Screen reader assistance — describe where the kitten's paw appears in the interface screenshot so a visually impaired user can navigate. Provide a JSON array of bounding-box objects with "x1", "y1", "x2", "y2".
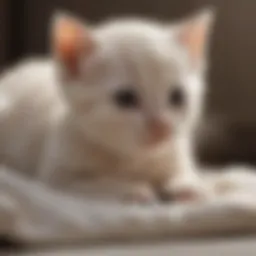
[
  {"x1": 159, "y1": 179, "x2": 212, "y2": 203},
  {"x1": 122, "y1": 184, "x2": 157, "y2": 204}
]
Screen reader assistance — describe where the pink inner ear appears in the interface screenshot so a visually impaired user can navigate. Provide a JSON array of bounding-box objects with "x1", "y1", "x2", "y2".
[
  {"x1": 178, "y1": 12, "x2": 212, "y2": 68},
  {"x1": 186, "y1": 22, "x2": 207, "y2": 62},
  {"x1": 54, "y1": 18, "x2": 94, "y2": 76}
]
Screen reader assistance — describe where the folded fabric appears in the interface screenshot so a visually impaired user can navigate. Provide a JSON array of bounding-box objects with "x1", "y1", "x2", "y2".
[{"x1": 1, "y1": 166, "x2": 256, "y2": 246}]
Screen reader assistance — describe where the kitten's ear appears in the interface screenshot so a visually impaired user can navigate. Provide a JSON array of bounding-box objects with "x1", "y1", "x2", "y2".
[
  {"x1": 51, "y1": 13, "x2": 94, "y2": 76},
  {"x1": 174, "y1": 9, "x2": 214, "y2": 69}
]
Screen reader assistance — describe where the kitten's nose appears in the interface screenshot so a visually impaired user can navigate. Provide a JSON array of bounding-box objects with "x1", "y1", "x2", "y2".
[{"x1": 146, "y1": 117, "x2": 171, "y2": 145}]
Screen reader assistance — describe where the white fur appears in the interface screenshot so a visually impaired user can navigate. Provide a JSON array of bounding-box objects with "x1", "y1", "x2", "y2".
[{"x1": 0, "y1": 13, "x2": 212, "y2": 201}]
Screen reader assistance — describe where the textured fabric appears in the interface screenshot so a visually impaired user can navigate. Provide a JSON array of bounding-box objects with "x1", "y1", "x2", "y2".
[{"x1": 1, "y1": 166, "x2": 256, "y2": 245}]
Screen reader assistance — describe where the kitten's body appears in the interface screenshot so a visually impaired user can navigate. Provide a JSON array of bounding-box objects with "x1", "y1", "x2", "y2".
[
  {"x1": 0, "y1": 60, "x2": 62, "y2": 174},
  {"x1": 0, "y1": 12, "x2": 213, "y2": 201}
]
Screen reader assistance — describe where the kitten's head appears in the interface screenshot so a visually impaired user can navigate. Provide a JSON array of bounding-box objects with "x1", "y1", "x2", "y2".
[{"x1": 51, "y1": 9, "x2": 214, "y2": 155}]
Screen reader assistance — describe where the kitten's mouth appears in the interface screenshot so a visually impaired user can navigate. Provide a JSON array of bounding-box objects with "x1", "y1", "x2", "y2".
[{"x1": 144, "y1": 130, "x2": 171, "y2": 147}]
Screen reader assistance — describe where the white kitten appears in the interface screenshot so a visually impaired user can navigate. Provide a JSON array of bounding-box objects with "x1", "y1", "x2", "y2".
[{"x1": 0, "y1": 10, "x2": 214, "y2": 202}]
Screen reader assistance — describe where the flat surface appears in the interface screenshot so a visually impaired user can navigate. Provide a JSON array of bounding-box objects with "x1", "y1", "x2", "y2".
[{"x1": 12, "y1": 236, "x2": 256, "y2": 256}]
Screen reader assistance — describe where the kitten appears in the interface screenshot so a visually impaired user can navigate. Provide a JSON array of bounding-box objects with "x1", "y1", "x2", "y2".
[{"x1": 0, "y1": 9, "x2": 214, "y2": 202}]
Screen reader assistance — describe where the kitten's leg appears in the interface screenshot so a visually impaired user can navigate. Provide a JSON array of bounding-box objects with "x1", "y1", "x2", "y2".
[
  {"x1": 120, "y1": 181, "x2": 158, "y2": 204},
  {"x1": 39, "y1": 153, "x2": 157, "y2": 203},
  {"x1": 159, "y1": 170, "x2": 210, "y2": 202},
  {"x1": 64, "y1": 178, "x2": 158, "y2": 204},
  {"x1": 158, "y1": 138, "x2": 213, "y2": 202},
  {"x1": 44, "y1": 172, "x2": 158, "y2": 204},
  {"x1": 38, "y1": 131, "x2": 158, "y2": 203}
]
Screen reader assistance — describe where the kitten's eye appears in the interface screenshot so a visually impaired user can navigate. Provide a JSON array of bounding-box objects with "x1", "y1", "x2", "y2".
[
  {"x1": 169, "y1": 87, "x2": 185, "y2": 107},
  {"x1": 113, "y1": 89, "x2": 139, "y2": 108}
]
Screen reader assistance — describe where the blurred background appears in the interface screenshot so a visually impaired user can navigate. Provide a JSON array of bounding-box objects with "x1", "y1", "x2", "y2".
[{"x1": 0, "y1": 0, "x2": 256, "y2": 167}]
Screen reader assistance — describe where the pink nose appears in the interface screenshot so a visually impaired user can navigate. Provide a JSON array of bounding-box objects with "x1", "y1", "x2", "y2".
[{"x1": 146, "y1": 117, "x2": 171, "y2": 145}]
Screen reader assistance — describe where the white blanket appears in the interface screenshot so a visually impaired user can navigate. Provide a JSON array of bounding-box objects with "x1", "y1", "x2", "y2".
[{"x1": 1, "y1": 166, "x2": 256, "y2": 246}]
